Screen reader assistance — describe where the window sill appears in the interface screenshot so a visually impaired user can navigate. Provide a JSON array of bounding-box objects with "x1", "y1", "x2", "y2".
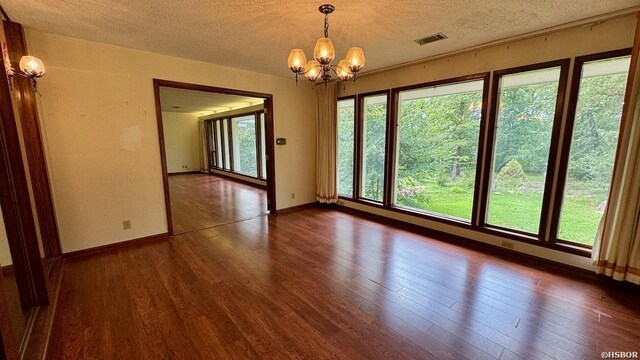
[
  {"x1": 338, "y1": 198, "x2": 591, "y2": 258},
  {"x1": 210, "y1": 168, "x2": 265, "y2": 182}
]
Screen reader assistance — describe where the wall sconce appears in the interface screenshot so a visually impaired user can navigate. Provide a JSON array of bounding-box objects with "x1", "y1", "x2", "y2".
[{"x1": 18, "y1": 56, "x2": 45, "y2": 92}]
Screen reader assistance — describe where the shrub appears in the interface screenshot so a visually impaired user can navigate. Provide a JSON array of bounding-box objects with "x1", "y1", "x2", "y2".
[{"x1": 495, "y1": 159, "x2": 526, "y2": 192}]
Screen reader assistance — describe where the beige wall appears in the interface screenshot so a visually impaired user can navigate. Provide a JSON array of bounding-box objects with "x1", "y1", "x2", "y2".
[
  {"x1": 26, "y1": 29, "x2": 317, "y2": 253},
  {"x1": 162, "y1": 111, "x2": 201, "y2": 173},
  {"x1": 337, "y1": 15, "x2": 637, "y2": 270}
]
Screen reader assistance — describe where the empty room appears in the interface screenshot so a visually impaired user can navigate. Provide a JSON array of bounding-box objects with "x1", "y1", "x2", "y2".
[
  {"x1": 0, "y1": 1, "x2": 639, "y2": 359},
  {"x1": 158, "y1": 86, "x2": 271, "y2": 234}
]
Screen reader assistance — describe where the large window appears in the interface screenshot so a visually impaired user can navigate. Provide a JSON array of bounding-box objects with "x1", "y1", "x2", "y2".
[
  {"x1": 338, "y1": 98, "x2": 356, "y2": 197},
  {"x1": 222, "y1": 119, "x2": 231, "y2": 170},
  {"x1": 360, "y1": 94, "x2": 388, "y2": 202},
  {"x1": 208, "y1": 111, "x2": 267, "y2": 180},
  {"x1": 556, "y1": 54, "x2": 630, "y2": 246},
  {"x1": 259, "y1": 112, "x2": 267, "y2": 180},
  {"x1": 215, "y1": 121, "x2": 223, "y2": 168},
  {"x1": 231, "y1": 115, "x2": 258, "y2": 177},
  {"x1": 394, "y1": 79, "x2": 484, "y2": 221},
  {"x1": 338, "y1": 51, "x2": 631, "y2": 255},
  {"x1": 486, "y1": 66, "x2": 564, "y2": 234}
]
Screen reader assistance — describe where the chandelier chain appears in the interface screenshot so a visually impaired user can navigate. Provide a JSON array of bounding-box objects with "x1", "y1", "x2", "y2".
[{"x1": 324, "y1": 13, "x2": 329, "y2": 38}]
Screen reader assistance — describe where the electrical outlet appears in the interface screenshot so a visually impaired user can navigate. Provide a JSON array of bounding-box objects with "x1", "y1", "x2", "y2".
[
  {"x1": 123, "y1": 220, "x2": 132, "y2": 230},
  {"x1": 501, "y1": 240, "x2": 514, "y2": 250},
  {"x1": 291, "y1": 192, "x2": 295, "y2": 199}
]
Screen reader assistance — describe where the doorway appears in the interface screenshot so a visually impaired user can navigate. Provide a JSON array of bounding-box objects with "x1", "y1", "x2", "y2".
[{"x1": 153, "y1": 80, "x2": 276, "y2": 236}]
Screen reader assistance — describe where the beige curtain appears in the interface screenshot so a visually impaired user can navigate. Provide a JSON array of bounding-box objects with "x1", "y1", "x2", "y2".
[
  {"x1": 198, "y1": 120, "x2": 209, "y2": 172},
  {"x1": 593, "y1": 15, "x2": 640, "y2": 284},
  {"x1": 316, "y1": 82, "x2": 338, "y2": 203}
]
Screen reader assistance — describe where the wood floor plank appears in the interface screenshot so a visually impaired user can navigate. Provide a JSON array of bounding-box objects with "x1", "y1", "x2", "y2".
[{"x1": 47, "y1": 176, "x2": 640, "y2": 359}]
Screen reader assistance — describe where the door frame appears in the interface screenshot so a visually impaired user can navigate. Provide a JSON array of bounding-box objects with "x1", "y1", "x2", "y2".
[{"x1": 152, "y1": 79, "x2": 277, "y2": 236}]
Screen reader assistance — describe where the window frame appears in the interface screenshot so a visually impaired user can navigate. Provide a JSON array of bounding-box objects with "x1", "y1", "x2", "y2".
[
  {"x1": 337, "y1": 51, "x2": 634, "y2": 258},
  {"x1": 337, "y1": 95, "x2": 358, "y2": 198},
  {"x1": 388, "y1": 73, "x2": 491, "y2": 226},
  {"x1": 208, "y1": 120, "x2": 217, "y2": 169},
  {"x1": 357, "y1": 90, "x2": 391, "y2": 204},
  {"x1": 230, "y1": 113, "x2": 259, "y2": 177},
  {"x1": 549, "y1": 48, "x2": 632, "y2": 249},
  {"x1": 478, "y1": 59, "x2": 570, "y2": 241},
  {"x1": 214, "y1": 120, "x2": 223, "y2": 169},
  {"x1": 256, "y1": 110, "x2": 266, "y2": 180},
  {"x1": 205, "y1": 111, "x2": 266, "y2": 181}
]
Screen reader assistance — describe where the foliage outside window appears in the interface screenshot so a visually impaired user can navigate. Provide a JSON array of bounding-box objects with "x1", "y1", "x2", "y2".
[
  {"x1": 215, "y1": 121, "x2": 223, "y2": 168},
  {"x1": 232, "y1": 115, "x2": 258, "y2": 177},
  {"x1": 395, "y1": 79, "x2": 484, "y2": 221},
  {"x1": 338, "y1": 98, "x2": 355, "y2": 197},
  {"x1": 557, "y1": 56, "x2": 630, "y2": 246},
  {"x1": 361, "y1": 94, "x2": 387, "y2": 202},
  {"x1": 338, "y1": 52, "x2": 631, "y2": 253},
  {"x1": 260, "y1": 113, "x2": 267, "y2": 180},
  {"x1": 487, "y1": 67, "x2": 562, "y2": 234},
  {"x1": 222, "y1": 119, "x2": 230, "y2": 170}
]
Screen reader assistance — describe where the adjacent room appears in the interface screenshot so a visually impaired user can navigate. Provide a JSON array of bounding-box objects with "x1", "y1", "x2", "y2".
[
  {"x1": 0, "y1": 1, "x2": 639, "y2": 359},
  {"x1": 158, "y1": 86, "x2": 271, "y2": 234}
]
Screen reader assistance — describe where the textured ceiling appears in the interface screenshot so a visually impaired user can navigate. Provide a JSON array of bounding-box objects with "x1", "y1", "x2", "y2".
[
  {"x1": 4, "y1": 1, "x2": 639, "y2": 78},
  {"x1": 159, "y1": 87, "x2": 263, "y2": 115}
]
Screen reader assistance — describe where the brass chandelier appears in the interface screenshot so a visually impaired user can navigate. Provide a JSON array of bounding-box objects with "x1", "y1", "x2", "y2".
[{"x1": 287, "y1": 4, "x2": 365, "y2": 85}]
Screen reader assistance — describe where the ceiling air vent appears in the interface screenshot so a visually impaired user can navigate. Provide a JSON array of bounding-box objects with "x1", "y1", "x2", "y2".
[{"x1": 414, "y1": 32, "x2": 447, "y2": 46}]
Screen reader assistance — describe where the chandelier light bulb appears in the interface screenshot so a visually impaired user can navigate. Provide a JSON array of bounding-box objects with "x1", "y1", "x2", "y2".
[
  {"x1": 314, "y1": 37, "x2": 335, "y2": 65},
  {"x1": 336, "y1": 60, "x2": 352, "y2": 81},
  {"x1": 287, "y1": 49, "x2": 307, "y2": 73},
  {"x1": 305, "y1": 60, "x2": 321, "y2": 81},
  {"x1": 345, "y1": 47, "x2": 365, "y2": 73}
]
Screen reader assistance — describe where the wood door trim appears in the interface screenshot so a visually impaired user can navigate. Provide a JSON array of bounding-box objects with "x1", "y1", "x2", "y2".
[
  {"x1": 3, "y1": 21, "x2": 62, "y2": 258},
  {"x1": 152, "y1": 79, "x2": 277, "y2": 234},
  {"x1": 0, "y1": 24, "x2": 48, "y2": 310}
]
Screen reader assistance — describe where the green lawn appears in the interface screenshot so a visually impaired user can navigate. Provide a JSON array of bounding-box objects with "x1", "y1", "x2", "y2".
[{"x1": 397, "y1": 181, "x2": 603, "y2": 246}]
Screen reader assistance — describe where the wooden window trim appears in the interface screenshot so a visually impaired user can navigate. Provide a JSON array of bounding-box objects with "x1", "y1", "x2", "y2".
[
  {"x1": 339, "y1": 54, "x2": 631, "y2": 258},
  {"x1": 548, "y1": 48, "x2": 632, "y2": 246},
  {"x1": 479, "y1": 59, "x2": 571, "y2": 241},
  {"x1": 337, "y1": 95, "x2": 357, "y2": 199},
  {"x1": 357, "y1": 90, "x2": 391, "y2": 203},
  {"x1": 389, "y1": 72, "x2": 491, "y2": 224},
  {"x1": 255, "y1": 111, "x2": 264, "y2": 179}
]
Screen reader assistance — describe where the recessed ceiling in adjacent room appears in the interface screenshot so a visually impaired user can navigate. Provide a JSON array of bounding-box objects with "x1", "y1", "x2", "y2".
[
  {"x1": 3, "y1": 0, "x2": 639, "y2": 77},
  {"x1": 159, "y1": 87, "x2": 263, "y2": 115}
]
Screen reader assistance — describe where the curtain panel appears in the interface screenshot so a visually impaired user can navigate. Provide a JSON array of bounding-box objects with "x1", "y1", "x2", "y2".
[
  {"x1": 593, "y1": 15, "x2": 640, "y2": 284},
  {"x1": 315, "y1": 82, "x2": 338, "y2": 203},
  {"x1": 198, "y1": 120, "x2": 209, "y2": 172}
]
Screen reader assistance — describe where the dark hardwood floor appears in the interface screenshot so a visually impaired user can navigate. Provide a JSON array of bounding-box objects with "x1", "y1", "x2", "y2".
[
  {"x1": 2, "y1": 269, "x2": 28, "y2": 344},
  {"x1": 48, "y1": 205, "x2": 640, "y2": 359},
  {"x1": 169, "y1": 174, "x2": 267, "y2": 234}
]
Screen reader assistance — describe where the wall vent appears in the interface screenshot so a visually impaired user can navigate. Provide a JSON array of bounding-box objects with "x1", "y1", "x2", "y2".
[{"x1": 414, "y1": 32, "x2": 448, "y2": 46}]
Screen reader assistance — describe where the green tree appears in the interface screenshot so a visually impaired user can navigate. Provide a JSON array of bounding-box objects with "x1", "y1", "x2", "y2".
[
  {"x1": 362, "y1": 103, "x2": 386, "y2": 201},
  {"x1": 337, "y1": 104, "x2": 355, "y2": 196},
  {"x1": 234, "y1": 118, "x2": 257, "y2": 176}
]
